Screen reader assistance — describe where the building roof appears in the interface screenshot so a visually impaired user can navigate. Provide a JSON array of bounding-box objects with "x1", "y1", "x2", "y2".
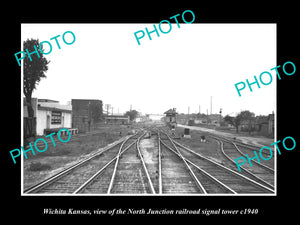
[
  {"x1": 255, "y1": 115, "x2": 268, "y2": 124},
  {"x1": 38, "y1": 105, "x2": 72, "y2": 113},
  {"x1": 164, "y1": 108, "x2": 177, "y2": 115},
  {"x1": 72, "y1": 99, "x2": 102, "y2": 103},
  {"x1": 37, "y1": 99, "x2": 59, "y2": 103},
  {"x1": 208, "y1": 114, "x2": 222, "y2": 121}
]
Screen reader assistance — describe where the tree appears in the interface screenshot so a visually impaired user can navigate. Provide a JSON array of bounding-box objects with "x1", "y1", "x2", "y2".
[
  {"x1": 124, "y1": 110, "x2": 139, "y2": 121},
  {"x1": 224, "y1": 111, "x2": 255, "y2": 133},
  {"x1": 224, "y1": 114, "x2": 242, "y2": 133},
  {"x1": 228, "y1": 110, "x2": 255, "y2": 134},
  {"x1": 224, "y1": 115, "x2": 234, "y2": 126},
  {"x1": 239, "y1": 110, "x2": 255, "y2": 134},
  {"x1": 234, "y1": 113, "x2": 243, "y2": 133},
  {"x1": 23, "y1": 39, "x2": 50, "y2": 118}
]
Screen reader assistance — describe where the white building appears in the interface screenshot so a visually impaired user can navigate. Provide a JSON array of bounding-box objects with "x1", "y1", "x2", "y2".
[{"x1": 24, "y1": 98, "x2": 72, "y2": 136}]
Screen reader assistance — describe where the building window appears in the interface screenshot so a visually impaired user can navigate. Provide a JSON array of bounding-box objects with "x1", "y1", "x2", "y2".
[{"x1": 51, "y1": 111, "x2": 62, "y2": 124}]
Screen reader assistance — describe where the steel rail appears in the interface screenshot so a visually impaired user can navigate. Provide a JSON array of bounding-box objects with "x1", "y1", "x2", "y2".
[
  {"x1": 107, "y1": 136, "x2": 134, "y2": 194},
  {"x1": 172, "y1": 139, "x2": 274, "y2": 193},
  {"x1": 218, "y1": 140, "x2": 274, "y2": 190},
  {"x1": 157, "y1": 131, "x2": 163, "y2": 194},
  {"x1": 24, "y1": 136, "x2": 130, "y2": 194},
  {"x1": 208, "y1": 134, "x2": 273, "y2": 158},
  {"x1": 232, "y1": 139, "x2": 265, "y2": 150},
  {"x1": 73, "y1": 140, "x2": 137, "y2": 194},
  {"x1": 160, "y1": 140, "x2": 237, "y2": 194},
  {"x1": 211, "y1": 134, "x2": 274, "y2": 172},
  {"x1": 198, "y1": 132, "x2": 265, "y2": 150},
  {"x1": 136, "y1": 133, "x2": 156, "y2": 194},
  {"x1": 161, "y1": 132, "x2": 207, "y2": 194},
  {"x1": 232, "y1": 142, "x2": 274, "y2": 173},
  {"x1": 107, "y1": 133, "x2": 145, "y2": 194},
  {"x1": 209, "y1": 134, "x2": 273, "y2": 159}
]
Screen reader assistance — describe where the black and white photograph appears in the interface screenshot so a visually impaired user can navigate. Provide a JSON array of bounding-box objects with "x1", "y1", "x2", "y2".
[
  {"x1": 20, "y1": 23, "x2": 277, "y2": 195},
  {"x1": 4, "y1": 4, "x2": 298, "y2": 220}
]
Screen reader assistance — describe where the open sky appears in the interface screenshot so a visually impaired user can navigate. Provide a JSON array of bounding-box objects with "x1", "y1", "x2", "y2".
[{"x1": 21, "y1": 23, "x2": 276, "y2": 116}]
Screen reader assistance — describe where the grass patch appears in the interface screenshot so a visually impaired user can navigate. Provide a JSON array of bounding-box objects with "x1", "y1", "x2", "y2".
[
  {"x1": 28, "y1": 162, "x2": 51, "y2": 171},
  {"x1": 23, "y1": 125, "x2": 134, "y2": 188}
]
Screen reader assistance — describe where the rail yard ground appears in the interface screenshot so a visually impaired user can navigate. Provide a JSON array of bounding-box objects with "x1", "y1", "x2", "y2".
[
  {"x1": 23, "y1": 121, "x2": 275, "y2": 194},
  {"x1": 23, "y1": 124, "x2": 133, "y2": 189},
  {"x1": 177, "y1": 124, "x2": 273, "y2": 147},
  {"x1": 169, "y1": 125, "x2": 274, "y2": 165}
]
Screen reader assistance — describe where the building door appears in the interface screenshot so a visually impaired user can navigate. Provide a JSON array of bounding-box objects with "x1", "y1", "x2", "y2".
[{"x1": 46, "y1": 115, "x2": 50, "y2": 129}]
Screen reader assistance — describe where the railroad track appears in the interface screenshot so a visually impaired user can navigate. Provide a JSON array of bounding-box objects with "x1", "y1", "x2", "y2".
[
  {"x1": 159, "y1": 130, "x2": 274, "y2": 194},
  {"x1": 159, "y1": 133, "x2": 204, "y2": 194},
  {"x1": 25, "y1": 126, "x2": 275, "y2": 195},
  {"x1": 24, "y1": 132, "x2": 155, "y2": 194},
  {"x1": 208, "y1": 134, "x2": 275, "y2": 166},
  {"x1": 208, "y1": 135, "x2": 275, "y2": 189},
  {"x1": 139, "y1": 130, "x2": 214, "y2": 194},
  {"x1": 105, "y1": 133, "x2": 155, "y2": 194},
  {"x1": 231, "y1": 141, "x2": 274, "y2": 169},
  {"x1": 160, "y1": 133, "x2": 230, "y2": 194}
]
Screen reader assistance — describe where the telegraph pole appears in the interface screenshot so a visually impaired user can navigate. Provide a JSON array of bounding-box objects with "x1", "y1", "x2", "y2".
[
  {"x1": 210, "y1": 96, "x2": 212, "y2": 115},
  {"x1": 105, "y1": 104, "x2": 111, "y2": 116},
  {"x1": 219, "y1": 108, "x2": 222, "y2": 126}
]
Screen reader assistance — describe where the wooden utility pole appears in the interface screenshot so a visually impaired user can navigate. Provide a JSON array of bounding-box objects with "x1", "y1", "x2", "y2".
[{"x1": 210, "y1": 96, "x2": 212, "y2": 115}]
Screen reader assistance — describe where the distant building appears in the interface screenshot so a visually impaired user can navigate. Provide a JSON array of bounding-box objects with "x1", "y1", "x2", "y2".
[
  {"x1": 255, "y1": 114, "x2": 274, "y2": 136},
  {"x1": 105, "y1": 115, "x2": 130, "y2": 125},
  {"x1": 238, "y1": 113, "x2": 274, "y2": 137},
  {"x1": 164, "y1": 108, "x2": 177, "y2": 128},
  {"x1": 164, "y1": 108, "x2": 177, "y2": 123},
  {"x1": 178, "y1": 113, "x2": 223, "y2": 126},
  {"x1": 71, "y1": 99, "x2": 103, "y2": 132},
  {"x1": 268, "y1": 113, "x2": 274, "y2": 135},
  {"x1": 23, "y1": 98, "x2": 72, "y2": 136},
  {"x1": 207, "y1": 114, "x2": 222, "y2": 126}
]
